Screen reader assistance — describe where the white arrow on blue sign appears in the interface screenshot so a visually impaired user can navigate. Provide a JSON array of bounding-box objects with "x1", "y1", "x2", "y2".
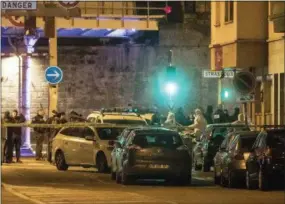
[{"x1": 45, "y1": 66, "x2": 63, "y2": 84}]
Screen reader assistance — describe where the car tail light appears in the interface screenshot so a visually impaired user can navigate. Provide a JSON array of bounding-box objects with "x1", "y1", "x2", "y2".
[
  {"x1": 128, "y1": 145, "x2": 141, "y2": 150},
  {"x1": 108, "y1": 140, "x2": 115, "y2": 146}
]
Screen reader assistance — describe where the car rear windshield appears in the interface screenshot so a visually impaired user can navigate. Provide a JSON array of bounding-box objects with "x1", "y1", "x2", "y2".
[
  {"x1": 103, "y1": 119, "x2": 146, "y2": 125},
  {"x1": 240, "y1": 137, "x2": 256, "y2": 151},
  {"x1": 133, "y1": 133, "x2": 183, "y2": 149},
  {"x1": 267, "y1": 131, "x2": 285, "y2": 148},
  {"x1": 96, "y1": 128, "x2": 125, "y2": 140}
]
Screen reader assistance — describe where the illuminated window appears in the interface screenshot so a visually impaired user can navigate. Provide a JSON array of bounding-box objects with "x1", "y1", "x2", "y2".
[{"x1": 225, "y1": 1, "x2": 234, "y2": 22}]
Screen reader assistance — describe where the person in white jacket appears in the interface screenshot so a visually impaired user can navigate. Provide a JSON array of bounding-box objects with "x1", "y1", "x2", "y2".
[
  {"x1": 187, "y1": 108, "x2": 208, "y2": 139},
  {"x1": 163, "y1": 111, "x2": 177, "y2": 129}
]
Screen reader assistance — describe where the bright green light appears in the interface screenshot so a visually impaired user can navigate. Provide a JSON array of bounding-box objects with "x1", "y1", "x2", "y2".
[
  {"x1": 165, "y1": 82, "x2": 178, "y2": 96},
  {"x1": 224, "y1": 91, "x2": 229, "y2": 98}
]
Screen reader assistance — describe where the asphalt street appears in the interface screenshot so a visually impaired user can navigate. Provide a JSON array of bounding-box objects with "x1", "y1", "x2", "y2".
[{"x1": 1, "y1": 159, "x2": 284, "y2": 204}]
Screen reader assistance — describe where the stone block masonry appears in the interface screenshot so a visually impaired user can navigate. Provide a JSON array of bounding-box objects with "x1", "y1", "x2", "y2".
[{"x1": 1, "y1": 26, "x2": 217, "y2": 119}]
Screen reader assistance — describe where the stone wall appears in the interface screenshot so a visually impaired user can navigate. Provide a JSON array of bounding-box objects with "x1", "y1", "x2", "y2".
[{"x1": 1, "y1": 25, "x2": 218, "y2": 119}]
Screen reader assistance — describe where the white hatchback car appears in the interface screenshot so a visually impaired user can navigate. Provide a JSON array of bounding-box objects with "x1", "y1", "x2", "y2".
[{"x1": 52, "y1": 124, "x2": 126, "y2": 172}]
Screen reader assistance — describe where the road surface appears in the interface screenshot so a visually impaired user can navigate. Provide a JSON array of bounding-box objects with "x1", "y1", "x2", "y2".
[{"x1": 1, "y1": 159, "x2": 284, "y2": 204}]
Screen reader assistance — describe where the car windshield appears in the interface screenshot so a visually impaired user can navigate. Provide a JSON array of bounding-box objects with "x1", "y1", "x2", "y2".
[
  {"x1": 103, "y1": 119, "x2": 146, "y2": 125},
  {"x1": 240, "y1": 137, "x2": 256, "y2": 151},
  {"x1": 133, "y1": 133, "x2": 183, "y2": 149},
  {"x1": 96, "y1": 128, "x2": 125, "y2": 140},
  {"x1": 268, "y1": 131, "x2": 285, "y2": 148}
]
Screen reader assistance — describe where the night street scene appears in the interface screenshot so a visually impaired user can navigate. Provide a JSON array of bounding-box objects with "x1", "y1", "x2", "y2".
[{"x1": 1, "y1": 1, "x2": 285, "y2": 204}]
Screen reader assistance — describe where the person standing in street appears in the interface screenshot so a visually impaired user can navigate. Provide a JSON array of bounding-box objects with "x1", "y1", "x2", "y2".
[
  {"x1": 32, "y1": 109, "x2": 46, "y2": 160},
  {"x1": 2, "y1": 111, "x2": 12, "y2": 163},
  {"x1": 204, "y1": 105, "x2": 213, "y2": 124},
  {"x1": 187, "y1": 108, "x2": 208, "y2": 140},
  {"x1": 213, "y1": 104, "x2": 226, "y2": 123},
  {"x1": 10, "y1": 110, "x2": 26, "y2": 163},
  {"x1": 46, "y1": 110, "x2": 59, "y2": 163}
]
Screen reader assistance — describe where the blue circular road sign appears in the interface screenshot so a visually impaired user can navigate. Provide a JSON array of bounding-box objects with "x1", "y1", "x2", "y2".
[{"x1": 45, "y1": 66, "x2": 63, "y2": 84}]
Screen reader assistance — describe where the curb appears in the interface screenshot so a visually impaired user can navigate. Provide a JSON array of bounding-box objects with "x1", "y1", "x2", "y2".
[{"x1": 2, "y1": 183, "x2": 47, "y2": 204}]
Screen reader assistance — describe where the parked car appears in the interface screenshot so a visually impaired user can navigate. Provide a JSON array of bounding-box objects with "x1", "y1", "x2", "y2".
[
  {"x1": 218, "y1": 131, "x2": 259, "y2": 188},
  {"x1": 52, "y1": 124, "x2": 126, "y2": 172},
  {"x1": 193, "y1": 123, "x2": 250, "y2": 172},
  {"x1": 110, "y1": 127, "x2": 143, "y2": 180},
  {"x1": 246, "y1": 128, "x2": 285, "y2": 191},
  {"x1": 213, "y1": 131, "x2": 237, "y2": 184},
  {"x1": 114, "y1": 127, "x2": 192, "y2": 185}
]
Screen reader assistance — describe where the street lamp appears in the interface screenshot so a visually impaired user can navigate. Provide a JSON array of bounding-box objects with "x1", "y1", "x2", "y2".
[{"x1": 165, "y1": 82, "x2": 178, "y2": 97}]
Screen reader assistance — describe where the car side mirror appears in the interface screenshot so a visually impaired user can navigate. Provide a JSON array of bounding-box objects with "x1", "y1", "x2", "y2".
[{"x1": 85, "y1": 136, "x2": 95, "y2": 141}]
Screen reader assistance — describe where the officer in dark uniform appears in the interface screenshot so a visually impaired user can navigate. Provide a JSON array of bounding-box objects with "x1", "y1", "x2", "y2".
[
  {"x1": 46, "y1": 110, "x2": 59, "y2": 163},
  {"x1": 9, "y1": 110, "x2": 26, "y2": 163},
  {"x1": 2, "y1": 111, "x2": 12, "y2": 163},
  {"x1": 32, "y1": 109, "x2": 46, "y2": 160}
]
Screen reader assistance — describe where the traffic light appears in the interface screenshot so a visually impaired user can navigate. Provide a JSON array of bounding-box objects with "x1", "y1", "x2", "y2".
[
  {"x1": 165, "y1": 82, "x2": 178, "y2": 96},
  {"x1": 166, "y1": 65, "x2": 176, "y2": 81},
  {"x1": 165, "y1": 66, "x2": 178, "y2": 97},
  {"x1": 221, "y1": 89, "x2": 231, "y2": 100}
]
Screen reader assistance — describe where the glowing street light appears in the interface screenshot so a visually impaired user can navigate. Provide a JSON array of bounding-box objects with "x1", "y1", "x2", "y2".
[{"x1": 165, "y1": 82, "x2": 178, "y2": 97}]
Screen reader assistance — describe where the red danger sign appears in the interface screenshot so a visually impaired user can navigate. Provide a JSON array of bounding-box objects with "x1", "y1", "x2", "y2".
[{"x1": 58, "y1": 1, "x2": 79, "y2": 8}]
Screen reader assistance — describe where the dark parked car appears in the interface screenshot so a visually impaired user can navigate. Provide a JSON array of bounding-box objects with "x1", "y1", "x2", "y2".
[
  {"x1": 246, "y1": 128, "x2": 285, "y2": 191},
  {"x1": 193, "y1": 123, "x2": 250, "y2": 172},
  {"x1": 110, "y1": 127, "x2": 143, "y2": 180},
  {"x1": 218, "y1": 131, "x2": 259, "y2": 188},
  {"x1": 115, "y1": 127, "x2": 192, "y2": 185}
]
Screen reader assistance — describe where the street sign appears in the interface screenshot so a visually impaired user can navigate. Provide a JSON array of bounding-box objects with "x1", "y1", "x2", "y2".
[
  {"x1": 58, "y1": 1, "x2": 79, "y2": 9},
  {"x1": 203, "y1": 70, "x2": 235, "y2": 78},
  {"x1": 237, "y1": 94, "x2": 255, "y2": 103},
  {"x1": 233, "y1": 72, "x2": 256, "y2": 95},
  {"x1": 1, "y1": 1, "x2": 37, "y2": 10},
  {"x1": 45, "y1": 66, "x2": 63, "y2": 85}
]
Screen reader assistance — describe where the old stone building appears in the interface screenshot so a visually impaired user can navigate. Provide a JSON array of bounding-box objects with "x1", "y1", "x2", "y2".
[{"x1": 1, "y1": 1, "x2": 216, "y2": 118}]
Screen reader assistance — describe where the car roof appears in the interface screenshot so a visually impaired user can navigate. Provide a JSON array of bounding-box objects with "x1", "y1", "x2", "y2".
[
  {"x1": 132, "y1": 127, "x2": 177, "y2": 134},
  {"x1": 207, "y1": 123, "x2": 248, "y2": 128},
  {"x1": 265, "y1": 128, "x2": 285, "y2": 134},
  {"x1": 235, "y1": 131, "x2": 260, "y2": 138}
]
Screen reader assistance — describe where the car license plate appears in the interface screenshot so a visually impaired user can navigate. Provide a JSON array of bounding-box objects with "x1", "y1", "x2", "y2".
[{"x1": 149, "y1": 164, "x2": 169, "y2": 169}]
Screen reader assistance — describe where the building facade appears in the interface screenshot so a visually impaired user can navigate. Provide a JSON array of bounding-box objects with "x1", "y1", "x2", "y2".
[{"x1": 210, "y1": 1, "x2": 285, "y2": 125}]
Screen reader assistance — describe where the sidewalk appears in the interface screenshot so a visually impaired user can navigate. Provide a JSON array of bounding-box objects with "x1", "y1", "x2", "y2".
[{"x1": 2, "y1": 188, "x2": 35, "y2": 204}]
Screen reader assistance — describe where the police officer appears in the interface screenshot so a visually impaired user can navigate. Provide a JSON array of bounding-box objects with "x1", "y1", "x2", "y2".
[
  {"x1": 32, "y1": 109, "x2": 46, "y2": 160},
  {"x1": 46, "y1": 110, "x2": 59, "y2": 163},
  {"x1": 10, "y1": 110, "x2": 26, "y2": 163},
  {"x1": 2, "y1": 111, "x2": 12, "y2": 163}
]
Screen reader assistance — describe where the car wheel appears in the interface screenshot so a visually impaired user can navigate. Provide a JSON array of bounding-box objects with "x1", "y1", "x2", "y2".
[
  {"x1": 214, "y1": 168, "x2": 221, "y2": 185},
  {"x1": 228, "y1": 170, "x2": 237, "y2": 188},
  {"x1": 97, "y1": 154, "x2": 108, "y2": 173},
  {"x1": 246, "y1": 170, "x2": 258, "y2": 190},
  {"x1": 202, "y1": 158, "x2": 210, "y2": 172},
  {"x1": 258, "y1": 169, "x2": 269, "y2": 191},
  {"x1": 55, "y1": 151, "x2": 68, "y2": 171},
  {"x1": 176, "y1": 174, "x2": 192, "y2": 186}
]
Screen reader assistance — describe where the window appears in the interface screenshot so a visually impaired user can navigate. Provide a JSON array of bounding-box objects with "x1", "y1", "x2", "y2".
[
  {"x1": 267, "y1": 130, "x2": 285, "y2": 148},
  {"x1": 96, "y1": 128, "x2": 125, "y2": 140},
  {"x1": 224, "y1": 1, "x2": 234, "y2": 23},
  {"x1": 132, "y1": 133, "x2": 183, "y2": 149},
  {"x1": 184, "y1": 1, "x2": 196, "y2": 14},
  {"x1": 83, "y1": 127, "x2": 95, "y2": 137},
  {"x1": 61, "y1": 128, "x2": 84, "y2": 138},
  {"x1": 240, "y1": 137, "x2": 256, "y2": 151}
]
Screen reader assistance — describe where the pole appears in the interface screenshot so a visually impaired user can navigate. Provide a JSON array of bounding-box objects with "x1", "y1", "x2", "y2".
[
  {"x1": 168, "y1": 49, "x2": 173, "y2": 66},
  {"x1": 48, "y1": 18, "x2": 58, "y2": 116},
  {"x1": 243, "y1": 102, "x2": 248, "y2": 126}
]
